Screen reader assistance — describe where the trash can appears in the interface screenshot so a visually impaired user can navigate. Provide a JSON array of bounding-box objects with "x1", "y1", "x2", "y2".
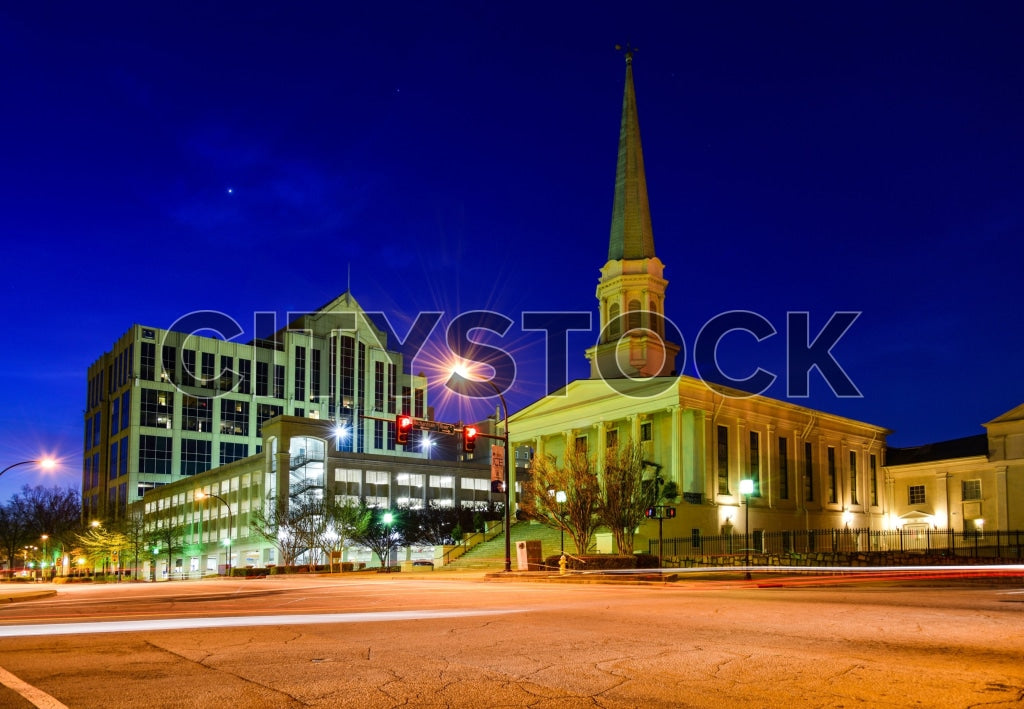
[{"x1": 515, "y1": 540, "x2": 543, "y2": 571}]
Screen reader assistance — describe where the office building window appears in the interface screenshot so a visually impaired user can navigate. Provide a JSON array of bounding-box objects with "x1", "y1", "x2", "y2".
[
  {"x1": 219, "y1": 442, "x2": 249, "y2": 465},
  {"x1": 256, "y1": 361, "x2": 269, "y2": 396},
  {"x1": 294, "y1": 347, "x2": 306, "y2": 403},
  {"x1": 182, "y1": 349, "x2": 196, "y2": 387},
  {"x1": 121, "y1": 391, "x2": 130, "y2": 431},
  {"x1": 182, "y1": 396, "x2": 212, "y2": 432},
  {"x1": 141, "y1": 342, "x2": 156, "y2": 381},
  {"x1": 256, "y1": 404, "x2": 283, "y2": 436},
  {"x1": 200, "y1": 352, "x2": 215, "y2": 388},
  {"x1": 141, "y1": 389, "x2": 173, "y2": 428},
  {"x1": 238, "y1": 358, "x2": 251, "y2": 395},
  {"x1": 220, "y1": 399, "x2": 249, "y2": 435},
  {"x1": 139, "y1": 435, "x2": 172, "y2": 475},
  {"x1": 119, "y1": 438, "x2": 129, "y2": 477},
  {"x1": 374, "y1": 361, "x2": 385, "y2": 411},
  {"x1": 161, "y1": 346, "x2": 176, "y2": 383},
  {"x1": 111, "y1": 398, "x2": 120, "y2": 436},
  {"x1": 273, "y1": 364, "x2": 285, "y2": 399},
  {"x1": 908, "y1": 484, "x2": 926, "y2": 505},
  {"x1": 415, "y1": 388, "x2": 425, "y2": 418},
  {"x1": 310, "y1": 348, "x2": 321, "y2": 402},
  {"x1": 180, "y1": 439, "x2": 212, "y2": 476},
  {"x1": 219, "y1": 356, "x2": 234, "y2": 391},
  {"x1": 109, "y1": 442, "x2": 118, "y2": 480}
]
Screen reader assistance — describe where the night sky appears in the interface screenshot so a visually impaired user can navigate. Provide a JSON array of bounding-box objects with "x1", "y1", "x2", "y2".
[{"x1": 3, "y1": 3, "x2": 1023, "y2": 498}]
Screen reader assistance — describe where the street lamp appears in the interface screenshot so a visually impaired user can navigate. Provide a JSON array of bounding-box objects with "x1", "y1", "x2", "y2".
[
  {"x1": 451, "y1": 366, "x2": 512, "y2": 573},
  {"x1": 382, "y1": 511, "x2": 394, "y2": 572},
  {"x1": 739, "y1": 478, "x2": 754, "y2": 580},
  {"x1": 195, "y1": 490, "x2": 232, "y2": 576},
  {"x1": 0, "y1": 458, "x2": 56, "y2": 479},
  {"x1": 422, "y1": 435, "x2": 434, "y2": 460}
]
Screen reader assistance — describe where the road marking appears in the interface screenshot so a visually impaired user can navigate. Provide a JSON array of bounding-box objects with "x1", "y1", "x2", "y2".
[
  {"x1": 0, "y1": 665, "x2": 68, "y2": 709},
  {"x1": 0, "y1": 608, "x2": 523, "y2": 638}
]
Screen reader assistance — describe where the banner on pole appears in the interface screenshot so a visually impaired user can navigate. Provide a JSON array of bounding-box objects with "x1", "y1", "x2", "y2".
[{"x1": 491, "y1": 445, "x2": 505, "y2": 481}]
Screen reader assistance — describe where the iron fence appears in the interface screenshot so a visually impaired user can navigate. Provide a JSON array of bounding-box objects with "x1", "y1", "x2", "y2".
[{"x1": 651, "y1": 528, "x2": 1024, "y2": 559}]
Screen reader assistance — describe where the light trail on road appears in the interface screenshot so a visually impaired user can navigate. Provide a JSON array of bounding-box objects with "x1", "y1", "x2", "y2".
[{"x1": 0, "y1": 607, "x2": 524, "y2": 638}]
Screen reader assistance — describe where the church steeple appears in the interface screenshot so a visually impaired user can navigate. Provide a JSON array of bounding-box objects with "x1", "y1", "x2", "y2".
[
  {"x1": 608, "y1": 49, "x2": 656, "y2": 262},
  {"x1": 586, "y1": 50, "x2": 680, "y2": 380}
]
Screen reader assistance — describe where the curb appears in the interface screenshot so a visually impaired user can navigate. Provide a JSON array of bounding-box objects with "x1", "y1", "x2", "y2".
[{"x1": 0, "y1": 589, "x2": 57, "y2": 604}]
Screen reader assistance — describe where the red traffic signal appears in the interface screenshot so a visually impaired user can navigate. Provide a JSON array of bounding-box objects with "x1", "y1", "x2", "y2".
[
  {"x1": 463, "y1": 425, "x2": 478, "y2": 453},
  {"x1": 665, "y1": 506, "x2": 676, "y2": 518},
  {"x1": 490, "y1": 479, "x2": 504, "y2": 493},
  {"x1": 396, "y1": 415, "x2": 413, "y2": 445}
]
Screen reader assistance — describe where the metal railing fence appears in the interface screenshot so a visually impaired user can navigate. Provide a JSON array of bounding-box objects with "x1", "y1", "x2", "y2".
[{"x1": 651, "y1": 527, "x2": 1024, "y2": 559}]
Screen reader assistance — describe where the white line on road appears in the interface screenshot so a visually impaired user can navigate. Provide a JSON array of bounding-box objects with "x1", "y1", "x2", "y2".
[
  {"x1": 0, "y1": 665, "x2": 69, "y2": 709},
  {"x1": 0, "y1": 608, "x2": 523, "y2": 638}
]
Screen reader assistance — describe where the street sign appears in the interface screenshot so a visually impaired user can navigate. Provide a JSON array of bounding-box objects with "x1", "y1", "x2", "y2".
[{"x1": 491, "y1": 445, "x2": 505, "y2": 481}]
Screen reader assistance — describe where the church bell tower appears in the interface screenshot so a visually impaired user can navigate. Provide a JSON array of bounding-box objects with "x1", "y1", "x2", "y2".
[{"x1": 586, "y1": 50, "x2": 680, "y2": 380}]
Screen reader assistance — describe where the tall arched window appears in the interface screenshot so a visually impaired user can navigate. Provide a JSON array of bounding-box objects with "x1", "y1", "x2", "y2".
[
  {"x1": 627, "y1": 299, "x2": 642, "y2": 331},
  {"x1": 608, "y1": 302, "x2": 621, "y2": 338}
]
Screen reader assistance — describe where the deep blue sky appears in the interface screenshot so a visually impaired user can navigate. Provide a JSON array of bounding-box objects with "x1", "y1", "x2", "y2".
[{"x1": 2, "y1": 3, "x2": 1023, "y2": 497}]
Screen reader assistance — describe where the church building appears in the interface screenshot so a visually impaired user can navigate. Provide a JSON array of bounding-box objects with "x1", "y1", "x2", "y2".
[{"x1": 508, "y1": 51, "x2": 891, "y2": 545}]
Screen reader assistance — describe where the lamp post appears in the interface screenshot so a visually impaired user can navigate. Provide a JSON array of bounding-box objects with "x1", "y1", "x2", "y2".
[
  {"x1": 449, "y1": 365, "x2": 512, "y2": 573},
  {"x1": 41, "y1": 535, "x2": 49, "y2": 580},
  {"x1": 0, "y1": 458, "x2": 56, "y2": 479},
  {"x1": 739, "y1": 478, "x2": 754, "y2": 580},
  {"x1": 195, "y1": 491, "x2": 232, "y2": 576},
  {"x1": 486, "y1": 381, "x2": 512, "y2": 573},
  {"x1": 382, "y1": 511, "x2": 394, "y2": 572}
]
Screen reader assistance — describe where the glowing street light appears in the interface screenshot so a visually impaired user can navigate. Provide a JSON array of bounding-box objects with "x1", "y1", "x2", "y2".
[
  {"x1": 195, "y1": 490, "x2": 233, "y2": 576},
  {"x1": 0, "y1": 458, "x2": 56, "y2": 479}
]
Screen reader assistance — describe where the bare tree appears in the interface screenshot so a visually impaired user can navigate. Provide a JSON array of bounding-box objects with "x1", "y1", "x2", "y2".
[
  {"x1": 319, "y1": 498, "x2": 371, "y2": 572},
  {"x1": 597, "y1": 441, "x2": 657, "y2": 554},
  {"x1": 520, "y1": 448, "x2": 602, "y2": 555},
  {"x1": 249, "y1": 495, "x2": 307, "y2": 568}
]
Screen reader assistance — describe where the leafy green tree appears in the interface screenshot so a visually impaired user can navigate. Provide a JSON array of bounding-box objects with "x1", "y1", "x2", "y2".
[
  {"x1": 75, "y1": 525, "x2": 130, "y2": 577},
  {"x1": 349, "y1": 505, "x2": 404, "y2": 571}
]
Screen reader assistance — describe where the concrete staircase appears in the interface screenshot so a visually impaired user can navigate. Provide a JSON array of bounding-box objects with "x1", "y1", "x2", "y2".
[{"x1": 442, "y1": 520, "x2": 569, "y2": 571}]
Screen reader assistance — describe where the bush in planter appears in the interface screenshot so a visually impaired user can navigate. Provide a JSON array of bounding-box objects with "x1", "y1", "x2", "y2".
[{"x1": 634, "y1": 553, "x2": 660, "y2": 569}]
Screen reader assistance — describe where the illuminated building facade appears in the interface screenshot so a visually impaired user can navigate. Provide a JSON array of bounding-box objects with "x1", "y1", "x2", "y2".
[{"x1": 84, "y1": 292, "x2": 428, "y2": 520}]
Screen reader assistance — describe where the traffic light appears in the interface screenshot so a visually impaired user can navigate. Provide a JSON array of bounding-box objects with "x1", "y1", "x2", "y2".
[
  {"x1": 396, "y1": 415, "x2": 413, "y2": 445},
  {"x1": 665, "y1": 506, "x2": 676, "y2": 518},
  {"x1": 463, "y1": 425, "x2": 478, "y2": 453},
  {"x1": 490, "y1": 479, "x2": 504, "y2": 493},
  {"x1": 645, "y1": 507, "x2": 656, "y2": 518}
]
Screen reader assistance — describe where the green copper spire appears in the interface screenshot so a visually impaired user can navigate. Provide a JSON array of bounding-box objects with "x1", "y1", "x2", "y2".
[{"x1": 608, "y1": 49, "x2": 656, "y2": 262}]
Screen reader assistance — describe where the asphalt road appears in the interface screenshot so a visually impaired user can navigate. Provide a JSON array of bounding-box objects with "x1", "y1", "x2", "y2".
[{"x1": 1, "y1": 573, "x2": 1022, "y2": 708}]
